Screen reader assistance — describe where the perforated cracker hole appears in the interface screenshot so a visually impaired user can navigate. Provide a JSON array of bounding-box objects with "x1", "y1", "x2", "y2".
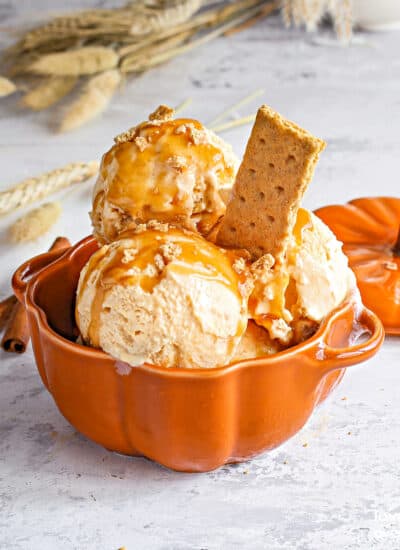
[
  {"x1": 269, "y1": 163, "x2": 275, "y2": 169},
  {"x1": 286, "y1": 154, "x2": 296, "y2": 164},
  {"x1": 259, "y1": 191, "x2": 265, "y2": 200},
  {"x1": 268, "y1": 215, "x2": 275, "y2": 223},
  {"x1": 239, "y1": 196, "x2": 246, "y2": 203},
  {"x1": 230, "y1": 226, "x2": 237, "y2": 233},
  {"x1": 249, "y1": 168, "x2": 256, "y2": 175},
  {"x1": 260, "y1": 138, "x2": 266, "y2": 145},
  {"x1": 275, "y1": 185, "x2": 284, "y2": 194},
  {"x1": 250, "y1": 222, "x2": 256, "y2": 228}
]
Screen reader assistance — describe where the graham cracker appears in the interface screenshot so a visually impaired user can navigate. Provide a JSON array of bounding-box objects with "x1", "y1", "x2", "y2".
[{"x1": 216, "y1": 105, "x2": 326, "y2": 261}]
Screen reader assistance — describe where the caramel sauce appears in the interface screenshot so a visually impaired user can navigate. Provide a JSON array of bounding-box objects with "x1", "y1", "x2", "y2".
[
  {"x1": 95, "y1": 118, "x2": 235, "y2": 235},
  {"x1": 80, "y1": 228, "x2": 248, "y2": 348},
  {"x1": 250, "y1": 208, "x2": 314, "y2": 338},
  {"x1": 292, "y1": 208, "x2": 313, "y2": 247}
]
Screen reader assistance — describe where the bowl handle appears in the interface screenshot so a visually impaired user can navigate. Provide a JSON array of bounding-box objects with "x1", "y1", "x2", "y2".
[
  {"x1": 12, "y1": 247, "x2": 70, "y2": 305},
  {"x1": 312, "y1": 304, "x2": 384, "y2": 374}
]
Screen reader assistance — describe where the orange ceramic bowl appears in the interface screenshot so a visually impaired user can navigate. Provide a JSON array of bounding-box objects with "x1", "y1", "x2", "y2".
[{"x1": 13, "y1": 236, "x2": 384, "y2": 472}]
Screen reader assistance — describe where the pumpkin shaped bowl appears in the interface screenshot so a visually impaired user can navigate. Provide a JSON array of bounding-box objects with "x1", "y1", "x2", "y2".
[
  {"x1": 315, "y1": 197, "x2": 400, "y2": 335},
  {"x1": 12, "y1": 236, "x2": 384, "y2": 472}
]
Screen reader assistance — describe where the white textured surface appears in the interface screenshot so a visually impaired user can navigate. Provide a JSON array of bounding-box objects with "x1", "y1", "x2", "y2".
[{"x1": 1, "y1": 3, "x2": 400, "y2": 549}]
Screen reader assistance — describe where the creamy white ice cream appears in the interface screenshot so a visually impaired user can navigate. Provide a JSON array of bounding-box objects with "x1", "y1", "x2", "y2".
[
  {"x1": 76, "y1": 226, "x2": 249, "y2": 369},
  {"x1": 249, "y1": 208, "x2": 357, "y2": 345}
]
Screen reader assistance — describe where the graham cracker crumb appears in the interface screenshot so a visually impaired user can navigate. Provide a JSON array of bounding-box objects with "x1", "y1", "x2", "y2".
[
  {"x1": 174, "y1": 123, "x2": 208, "y2": 146},
  {"x1": 146, "y1": 220, "x2": 170, "y2": 232},
  {"x1": 159, "y1": 242, "x2": 182, "y2": 262},
  {"x1": 250, "y1": 253, "x2": 275, "y2": 275},
  {"x1": 166, "y1": 155, "x2": 187, "y2": 172},
  {"x1": 134, "y1": 136, "x2": 149, "y2": 152},
  {"x1": 114, "y1": 127, "x2": 136, "y2": 144},
  {"x1": 153, "y1": 253, "x2": 165, "y2": 272},
  {"x1": 121, "y1": 248, "x2": 138, "y2": 264},
  {"x1": 149, "y1": 104, "x2": 174, "y2": 121},
  {"x1": 233, "y1": 257, "x2": 247, "y2": 275},
  {"x1": 127, "y1": 266, "x2": 141, "y2": 276},
  {"x1": 134, "y1": 220, "x2": 170, "y2": 234},
  {"x1": 143, "y1": 264, "x2": 157, "y2": 277}
]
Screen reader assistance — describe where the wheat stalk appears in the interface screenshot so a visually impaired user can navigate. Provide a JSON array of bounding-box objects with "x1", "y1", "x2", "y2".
[
  {"x1": 2, "y1": 0, "x2": 279, "y2": 132},
  {"x1": 120, "y1": 30, "x2": 192, "y2": 72},
  {"x1": 21, "y1": 76, "x2": 78, "y2": 110},
  {"x1": 121, "y1": 1, "x2": 271, "y2": 73},
  {"x1": 282, "y1": 0, "x2": 353, "y2": 39},
  {"x1": 0, "y1": 161, "x2": 98, "y2": 216},
  {"x1": 59, "y1": 69, "x2": 121, "y2": 133},
  {"x1": 0, "y1": 76, "x2": 17, "y2": 97},
  {"x1": 210, "y1": 115, "x2": 256, "y2": 133},
  {"x1": 129, "y1": 0, "x2": 201, "y2": 36},
  {"x1": 9, "y1": 202, "x2": 61, "y2": 242},
  {"x1": 28, "y1": 46, "x2": 119, "y2": 76}
]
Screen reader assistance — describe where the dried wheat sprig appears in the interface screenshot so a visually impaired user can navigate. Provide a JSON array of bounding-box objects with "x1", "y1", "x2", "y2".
[
  {"x1": 0, "y1": 161, "x2": 98, "y2": 216},
  {"x1": 21, "y1": 76, "x2": 78, "y2": 110},
  {"x1": 10, "y1": 202, "x2": 61, "y2": 242},
  {"x1": 0, "y1": 76, "x2": 17, "y2": 97},
  {"x1": 282, "y1": 0, "x2": 353, "y2": 40},
  {"x1": 121, "y1": 1, "x2": 269, "y2": 74},
  {"x1": 329, "y1": 0, "x2": 352, "y2": 41},
  {"x1": 10, "y1": 1, "x2": 199, "y2": 55},
  {"x1": 210, "y1": 114, "x2": 256, "y2": 133},
  {"x1": 59, "y1": 69, "x2": 121, "y2": 133},
  {"x1": 208, "y1": 89, "x2": 264, "y2": 127},
  {"x1": 129, "y1": 0, "x2": 201, "y2": 36},
  {"x1": 174, "y1": 97, "x2": 192, "y2": 115},
  {"x1": 120, "y1": 30, "x2": 192, "y2": 72},
  {"x1": 224, "y1": 1, "x2": 279, "y2": 37},
  {"x1": 28, "y1": 46, "x2": 119, "y2": 76}
]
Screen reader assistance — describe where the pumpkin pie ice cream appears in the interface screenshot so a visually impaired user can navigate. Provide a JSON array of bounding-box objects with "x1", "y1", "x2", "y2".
[
  {"x1": 91, "y1": 105, "x2": 238, "y2": 244},
  {"x1": 76, "y1": 224, "x2": 250, "y2": 369},
  {"x1": 76, "y1": 103, "x2": 358, "y2": 368}
]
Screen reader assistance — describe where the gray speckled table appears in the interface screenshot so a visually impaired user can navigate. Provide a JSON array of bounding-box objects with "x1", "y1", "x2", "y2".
[{"x1": 1, "y1": 3, "x2": 400, "y2": 549}]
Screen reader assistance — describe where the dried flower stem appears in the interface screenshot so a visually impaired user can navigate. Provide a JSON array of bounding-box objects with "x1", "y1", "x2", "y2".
[
  {"x1": 0, "y1": 161, "x2": 98, "y2": 216},
  {"x1": 21, "y1": 76, "x2": 77, "y2": 110},
  {"x1": 224, "y1": 1, "x2": 279, "y2": 37},
  {"x1": 174, "y1": 97, "x2": 193, "y2": 115},
  {"x1": 0, "y1": 75, "x2": 17, "y2": 97},
  {"x1": 121, "y1": 1, "x2": 270, "y2": 74},
  {"x1": 10, "y1": 202, "x2": 61, "y2": 242},
  {"x1": 208, "y1": 89, "x2": 264, "y2": 127},
  {"x1": 59, "y1": 69, "x2": 121, "y2": 132},
  {"x1": 210, "y1": 115, "x2": 256, "y2": 133},
  {"x1": 28, "y1": 46, "x2": 119, "y2": 76}
]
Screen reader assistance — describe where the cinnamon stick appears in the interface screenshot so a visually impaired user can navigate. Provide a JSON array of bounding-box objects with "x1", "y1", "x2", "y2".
[
  {"x1": 1, "y1": 302, "x2": 30, "y2": 353},
  {"x1": 1, "y1": 236, "x2": 71, "y2": 353},
  {"x1": 0, "y1": 295, "x2": 17, "y2": 332}
]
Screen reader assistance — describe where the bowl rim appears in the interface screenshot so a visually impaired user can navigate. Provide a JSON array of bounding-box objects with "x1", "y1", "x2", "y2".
[{"x1": 22, "y1": 235, "x2": 383, "y2": 380}]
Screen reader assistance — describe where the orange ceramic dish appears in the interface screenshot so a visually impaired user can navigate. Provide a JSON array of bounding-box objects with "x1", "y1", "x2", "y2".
[
  {"x1": 13, "y1": 236, "x2": 384, "y2": 472},
  {"x1": 315, "y1": 197, "x2": 400, "y2": 335}
]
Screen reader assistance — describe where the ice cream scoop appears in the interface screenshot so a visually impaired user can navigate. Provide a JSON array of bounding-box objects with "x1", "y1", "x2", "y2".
[
  {"x1": 75, "y1": 225, "x2": 250, "y2": 369},
  {"x1": 91, "y1": 105, "x2": 238, "y2": 244},
  {"x1": 249, "y1": 208, "x2": 357, "y2": 345}
]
